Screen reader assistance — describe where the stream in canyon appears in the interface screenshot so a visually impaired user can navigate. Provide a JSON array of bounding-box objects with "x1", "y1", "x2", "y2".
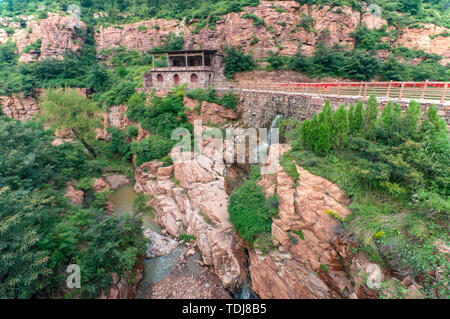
[
  {"x1": 109, "y1": 185, "x2": 192, "y2": 298},
  {"x1": 109, "y1": 184, "x2": 252, "y2": 299},
  {"x1": 106, "y1": 115, "x2": 285, "y2": 299}
]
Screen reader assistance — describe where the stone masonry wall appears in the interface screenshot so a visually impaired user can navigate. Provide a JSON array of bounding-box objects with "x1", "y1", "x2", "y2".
[{"x1": 235, "y1": 90, "x2": 450, "y2": 129}]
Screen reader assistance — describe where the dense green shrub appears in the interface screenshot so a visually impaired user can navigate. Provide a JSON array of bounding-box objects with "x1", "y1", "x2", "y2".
[
  {"x1": 228, "y1": 166, "x2": 272, "y2": 244},
  {"x1": 223, "y1": 45, "x2": 256, "y2": 79},
  {"x1": 131, "y1": 135, "x2": 175, "y2": 166},
  {"x1": 185, "y1": 88, "x2": 238, "y2": 111},
  {"x1": 0, "y1": 114, "x2": 145, "y2": 299}
]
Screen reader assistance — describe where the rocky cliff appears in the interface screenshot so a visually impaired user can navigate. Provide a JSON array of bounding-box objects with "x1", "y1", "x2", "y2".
[
  {"x1": 247, "y1": 144, "x2": 423, "y2": 299},
  {"x1": 93, "y1": 1, "x2": 450, "y2": 62},
  {"x1": 134, "y1": 131, "x2": 246, "y2": 289},
  {"x1": 0, "y1": 95, "x2": 39, "y2": 121},
  {"x1": 12, "y1": 13, "x2": 86, "y2": 62},
  {"x1": 2, "y1": 2, "x2": 448, "y2": 65}
]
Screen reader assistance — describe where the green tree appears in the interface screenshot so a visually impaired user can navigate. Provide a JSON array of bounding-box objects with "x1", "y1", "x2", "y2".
[
  {"x1": 351, "y1": 101, "x2": 364, "y2": 133},
  {"x1": 364, "y1": 95, "x2": 379, "y2": 133},
  {"x1": 348, "y1": 104, "x2": 355, "y2": 129},
  {"x1": 315, "y1": 121, "x2": 332, "y2": 155},
  {"x1": 40, "y1": 88, "x2": 102, "y2": 158},
  {"x1": 319, "y1": 101, "x2": 332, "y2": 125},
  {"x1": 0, "y1": 187, "x2": 51, "y2": 298},
  {"x1": 332, "y1": 104, "x2": 349, "y2": 149},
  {"x1": 228, "y1": 168, "x2": 272, "y2": 244}
]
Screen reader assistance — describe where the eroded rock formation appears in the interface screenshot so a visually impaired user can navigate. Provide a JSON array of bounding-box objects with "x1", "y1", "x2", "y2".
[
  {"x1": 397, "y1": 24, "x2": 450, "y2": 65},
  {"x1": 94, "y1": 1, "x2": 362, "y2": 59},
  {"x1": 13, "y1": 13, "x2": 86, "y2": 63},
  {"x1": 184, "y1": 97, "x2": 238, "y2": 126},
  {"x1": 93, "y1": 1, "x2": 449, "y2": 63},
  {"x1": 144, "y1": 230, "x2": 179, "y2": 258},
  {"x1": 100, "y1": 262, "x2": 144, "y2": 299},
  {"x1": 0, "y1": 95, "x2": 39, "y2": 122},
  {"x1": 64, "y1": 182, "x2": 84, "y2": 206},
  {"x1": 134, "y1": 132, "x2": 245, "y2": 289}
]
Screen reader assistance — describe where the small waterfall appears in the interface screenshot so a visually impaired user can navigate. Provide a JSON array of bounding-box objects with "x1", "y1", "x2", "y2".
[
  {"x1": 256, "y1": 114, "x2": 283, "y2": 161},
  {"x1": 233, "y1": 270, "x2": 257, "y2": 299},
  {"x1": 267, "y1": 114, "x2": 282, "y2": 146}
]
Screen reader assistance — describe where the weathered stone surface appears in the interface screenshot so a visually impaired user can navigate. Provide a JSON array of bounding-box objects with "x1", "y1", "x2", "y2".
[
  {"x1": 0, "y1": 95, "x2": 39, "y2": 122},
  {"x1": 185, "y1": 97, "x2": 237, "y2": 126},
  {"x1": 144, "y1": 230, "x2": 179, "y2": 258},
  {"x1": 105, "y1": 200, "x2": 115, "y2": 213},
  {"x1": 106, "y1": 175, "x2": 130, "y2": 190},
  {"x1": 13, "y1": 13, "x2": 86, "y2": 63},
  {"x1": 361, "y1": 11, "x2": 387, "y2": 30},
  {"x1": 134, "y1": 133, "x2": 245, "y2": 289},
  {"x1": 64, "y1": 183, "x2": 84, "y2": 206}
]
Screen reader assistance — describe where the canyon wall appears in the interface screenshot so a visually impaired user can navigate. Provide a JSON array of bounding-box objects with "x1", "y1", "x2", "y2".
[
  {"x1": 133, "y1": 131, "x2": 246, "y2": 290},
  {"x1": 93, "y1": 1, "x2": 450, "y2": 62},
  {"x1": 12, "y1": 13, "x2": 86, "y2": 63},
  {"x1": 1, "y1": 2, "x2": 448, "y2": 66},
  {"x1": 0, "y1": 95, "x2": 39, "y2": 121},
  {"x1": 248, "y1": 144, "x2": 421, "y2": 299}
]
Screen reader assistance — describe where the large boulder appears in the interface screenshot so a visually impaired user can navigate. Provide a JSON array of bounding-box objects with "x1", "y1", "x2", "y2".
[
  {"x1": 144, "y1": 230, "x2": 179, "y2": 258},
  {"x1": 13, "y1": 13, "x2": 86, "y2": 63},
  {"x1": 106, "y1": 175, "x2": 130, "y2": 190},
  {"x1": 64, "y1": 183, "x2": 84, "y2": 206}
]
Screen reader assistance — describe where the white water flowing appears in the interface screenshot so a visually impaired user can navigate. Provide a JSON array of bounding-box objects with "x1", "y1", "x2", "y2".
[{"x1": 256, "y1": 114, "x2": 283, "y2": 161}]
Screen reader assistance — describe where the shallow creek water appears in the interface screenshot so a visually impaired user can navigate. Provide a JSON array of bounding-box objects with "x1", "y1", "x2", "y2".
[{"x1": 109, "y1": 184, "x2": 205, "y2": 299}]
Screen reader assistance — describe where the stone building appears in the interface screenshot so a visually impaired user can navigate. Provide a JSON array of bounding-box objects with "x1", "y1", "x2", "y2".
[{"x1": 143, "y1": 49, "x2": 226, "y2": 90}]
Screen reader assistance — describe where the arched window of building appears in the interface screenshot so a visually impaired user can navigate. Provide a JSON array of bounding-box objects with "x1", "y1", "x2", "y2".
[
  {"x1": 173, "y1": 74, "x2": 180, "y2": 85},
  {"x1": 190, "y1": 73, "x2": 198, "y2": 83},
  {"x1": 157, "y1": 74, "x2": 163, "y2": 82}
]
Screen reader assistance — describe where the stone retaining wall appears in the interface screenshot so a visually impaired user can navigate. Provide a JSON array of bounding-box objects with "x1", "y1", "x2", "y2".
[{"x1": 234, "y1": 89, "x2": 450, "y2": 129}]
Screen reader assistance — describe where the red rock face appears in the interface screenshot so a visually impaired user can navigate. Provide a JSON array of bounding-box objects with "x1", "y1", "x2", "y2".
[
  {"x1": 94, "y1": 1, "x2": 361, "y2": 60},
  {"x1": 249, "y1": 144, "x2": 426, "y2": 299},
  {"x1": 184, "y1": 97, "x2": 238, "y2": 126},
  {"x1": 93, "y1": 1, "x2": 449, "y2": 63},
  {"x1": 13, "y1": 13, "x2": 86, "y2": 63},
  {"x1": 133, "y1": 132, "x2": 246, "y2": 289},
  {"x1": 0, "y1": 95, "x2": 39, "y2": 122},
  {"x1": 396, "y1": 24, "x2": 450, "y2": 65}
]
